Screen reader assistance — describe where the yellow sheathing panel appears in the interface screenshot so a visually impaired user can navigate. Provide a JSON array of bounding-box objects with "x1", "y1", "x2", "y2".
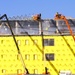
[{"x1": 0, "y1": 35, "x2": 75, "y2": 75}]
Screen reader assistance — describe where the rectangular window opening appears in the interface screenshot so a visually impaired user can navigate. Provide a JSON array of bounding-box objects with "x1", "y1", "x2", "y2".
[
  {"x1": 45, "y1": 53, "x2": 54, "y2": 61},
  {"x1": 1, "y1": 40, "x2": 3, "y2": 44},
  {"x1": 44, "y1": 39, "x2": 54, "y2": 46},
  {"x1": 33, "y1": 54, "x2": 38, "y2": 60},
  {"x1": 2, "y1": 69, "x2": 6, "y2": 73},
  {"x1": 25, "y1": 40, "x2": 29, "y2": 45},
  {"x1": 25, "y1": 54, "x2": 30, "y2": 60},
  {"x1": 1, "y1": 55, "x2": 3, "y2": 58},
  {"x1": 34, "y1": 69, "x2": 38, "y2": 74},
  {"x1": 17, "y1": 40, "x2": 21, "y2": 45},
  {"x1": 48, "y1": 39, "x2": 54, "y2": 46},
  {"x1": 17, "y1": 69, "x2": 22, "y2": 74},
  {"x1": 17, "y1": 54, "x2": 20, "y2": 60}
]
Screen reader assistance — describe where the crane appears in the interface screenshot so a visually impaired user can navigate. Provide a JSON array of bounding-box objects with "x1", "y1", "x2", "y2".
[
  {"x1": 0, "y1": 14, "x2": 29, "y2": 75},
  {"x1": 54, "y1": 12, "x2": 75, "y2": 41}
]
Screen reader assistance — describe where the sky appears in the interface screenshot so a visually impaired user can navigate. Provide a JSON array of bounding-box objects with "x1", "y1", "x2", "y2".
[{"x1": 0, "y1": 0, "x2": 75, "y2": 19}]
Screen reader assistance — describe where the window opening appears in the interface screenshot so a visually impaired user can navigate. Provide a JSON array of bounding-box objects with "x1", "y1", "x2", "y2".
[
  {"x1": 25, "y1": 40, "x2": 29, "y2": 45},
  {"x1": 34, "y1": 69, "x2": 38, "y2": 74},
  {"x1": 17, "y1": 69, "x2": 22, "y2": 74},
  {"x1": 2, "y1": 69, "x2": 6, "y2": 73},
  {"x1": 33, "y1": 54, "x2": 38, "y2": 60},
  {"x1": 25, "y1": 54, "x2": 30, "y2": 60},
  {"x1": 17, "y1": 40, "x2": 21, "y2": 45},
  {"x1": 1, "y1": 40, "x2": 3, "y2": 44},
  {"x1": 45, "y1": 53, "x2": 54, "y2": 61},
  {"x1": 44, "y1": 39, "x2": 54, "y2": 46}
]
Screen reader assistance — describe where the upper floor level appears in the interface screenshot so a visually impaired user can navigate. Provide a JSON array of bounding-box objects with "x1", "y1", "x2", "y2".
[{"x1": 0, "y1": 19, "x2": 75, "y2": 35}]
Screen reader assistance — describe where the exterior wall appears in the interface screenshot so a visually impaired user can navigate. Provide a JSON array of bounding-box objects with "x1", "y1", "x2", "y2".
[{"x1": 0, "y1": 36, "x2": 75, "y2": 75}]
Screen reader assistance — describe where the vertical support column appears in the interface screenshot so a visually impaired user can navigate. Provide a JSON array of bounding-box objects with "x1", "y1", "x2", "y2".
[
  {"x1": 39, "y1": 21, "x2": 42, "y2": 35},
  {"x1": 15, "y1": 21, "x2": 18, "y2": 34},
  {"x1": 56, "y1": 20, "x2": 59, "y2": 33},
  {"x1": 39, "y1": 20, "x2": 46, "y2": 72},
  {"x1": 56, "y1": 20, "x2": 59, "y2": 27}
]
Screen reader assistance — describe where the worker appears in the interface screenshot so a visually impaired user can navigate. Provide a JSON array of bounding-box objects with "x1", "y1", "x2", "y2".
[
  {"x1": 55, "y1": 12, "x2": 61, "y2": 19},
  {"x1": 33, "y1": 13, "x2": 41, "y2": 20},
  {"x1": 18, "y1": 68, "x2": 29, "y2": 75},
  {"x1": 45, "y1": 67, "x2": 50, "y2": 74},
  {"x1": 43, "y1": 67, "x2": 50, "y2": 75},
  {"x1": 37, "y1": 13, "x2": 41, "y2": 19}
]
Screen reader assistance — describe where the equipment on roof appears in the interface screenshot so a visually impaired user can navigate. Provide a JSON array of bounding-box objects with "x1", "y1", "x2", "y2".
[
  {"x1": 54, "y1": 12, "x2": 75, "y2": 41},
  {"x1": 33, "y1": 13, "x2": 41, "y2": 20}
]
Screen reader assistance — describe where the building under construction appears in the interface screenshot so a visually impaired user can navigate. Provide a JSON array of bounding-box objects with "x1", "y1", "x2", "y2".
[{"x1": 0, "y1": 13, "x2": 75, "y2": 75}]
